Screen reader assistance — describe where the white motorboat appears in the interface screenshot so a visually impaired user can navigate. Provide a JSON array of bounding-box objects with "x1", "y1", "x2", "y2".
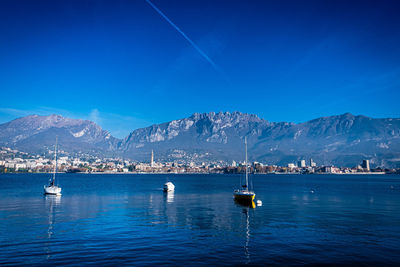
[
  {"x1": 163, "y1": 181, "x2": 175, "y2": 192},
  {"x1": 44, "y1": 137, "x2": 62, "y2": 196}
]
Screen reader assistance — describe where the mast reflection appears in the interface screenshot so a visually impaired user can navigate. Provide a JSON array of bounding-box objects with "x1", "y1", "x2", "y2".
[
  {"x1": 44, "y1": 195, "x2": 61, "y2": 259},
  {"x1": 235, "y1": 200, "x2": 255, "y2": 264}
]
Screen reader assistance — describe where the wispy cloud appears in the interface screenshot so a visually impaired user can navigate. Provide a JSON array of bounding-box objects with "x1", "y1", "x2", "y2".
[{"x1": 89, "y1": 108, "x2": 101, "y2": 125}]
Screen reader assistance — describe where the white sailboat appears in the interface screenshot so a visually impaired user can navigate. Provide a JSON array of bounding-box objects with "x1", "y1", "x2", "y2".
[
  {"x1": 44, "y1": 137, "x2": 62, "y2": 196},
  {"x1": 233, "y1": 137, "x2": 255, "y2": 203}
]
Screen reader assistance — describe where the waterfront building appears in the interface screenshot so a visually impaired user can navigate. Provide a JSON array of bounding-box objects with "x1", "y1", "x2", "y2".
[
  {"x1": 322, "y1": 166, "x2": 332, "y2": 173},
  {"x1": 310, "y1": 158, "x2": 316, "y2": 167},
  {"x1": 298, "y1": 160, "x2": 306, "y2": 168},
  {"x1": 5, "y1": 162, "x2": 15, "y2": 168},
  {"x1": 362, "y1": 160, "x2": 370, "y2": 171},
  {"x1": 15, "y1": 163, "x2": 26, "y2": 170}
]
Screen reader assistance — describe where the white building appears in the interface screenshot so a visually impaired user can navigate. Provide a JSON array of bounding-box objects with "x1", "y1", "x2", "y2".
[
  {"x1": 15, "y1": 163, "x2": 27, "y2": 170},
  {"x1": 298, "y1": 160, "x2": 306, "y2": 168},
  {"x1": 5, "y1": 163, "x2": 14, "y2": 168},
  {"x1": 362, "y1": 160, "x2": 370, "y2": 171},
  {"x1": 310, "y1": 158, "x2": 316, "y2": 167}
]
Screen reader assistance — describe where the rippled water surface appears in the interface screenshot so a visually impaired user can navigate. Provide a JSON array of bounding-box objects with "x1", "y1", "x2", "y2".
[{"x1": 1, "y1": 173, "x2": 400, "y2": 266}]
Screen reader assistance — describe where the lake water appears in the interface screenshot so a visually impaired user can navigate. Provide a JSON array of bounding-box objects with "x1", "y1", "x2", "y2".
[{"x1": 0, "y1": 173, "x2": 400, "y2": 266}]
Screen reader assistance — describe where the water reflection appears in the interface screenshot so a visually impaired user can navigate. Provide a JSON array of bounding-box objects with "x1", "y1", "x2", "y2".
[
  {"x1": 1, "y1": 174, "x2": 399, "y2": 266},
  {"x1": 243, "y1": 207, "x2": 251, "y2": 264},
  {"x1": 44, "y1": 195, "x2": 61, "y2": 259},
  {"x1": 163, "y1": 191, "x2": 174, "y2": 203},
  {"x1": 234, "y1": 200, "x2": 255, "y2": 264},
  {"x1": 234, "y1": 199, "x2": 256, "y2": 209}
]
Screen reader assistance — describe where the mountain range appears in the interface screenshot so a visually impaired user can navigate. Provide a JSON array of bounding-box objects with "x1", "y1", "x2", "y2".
[{"x1": 1, "y1": 112, "x2": 399, "y2": 168}]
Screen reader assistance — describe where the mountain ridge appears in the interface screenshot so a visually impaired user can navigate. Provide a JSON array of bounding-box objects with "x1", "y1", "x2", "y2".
[
  {"x1": 0, "y1": 114, "x2": 120, "y2": 156},
  {"x1": 1, "y1": 112, "x2": 399, "y2": 167}
]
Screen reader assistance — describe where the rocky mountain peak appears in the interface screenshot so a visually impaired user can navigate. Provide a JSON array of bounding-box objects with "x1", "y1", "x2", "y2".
[
  {"x1": 190, "y1": 111, "x2": 264, "y2": 124},
  {"x1": 0, "y1": 114, "x2": 120, "y2": 156},
  {"x1": 1, "y1": 112, "x2": 400, "y2": 167}
]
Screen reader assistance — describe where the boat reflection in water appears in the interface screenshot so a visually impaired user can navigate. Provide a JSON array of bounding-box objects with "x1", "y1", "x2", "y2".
[
  {"x1": 44, "y1": 195, "x2": 61, "y2": 260},
  {"x1": 234, "y1": 199, "x2": 256, "y2": 209},
  {"x1": 234, "y1": 199, "x2": 255, "y2": 264},
  {"x1": 163, "y1": 190, "x2": 175, "y2": 203}
]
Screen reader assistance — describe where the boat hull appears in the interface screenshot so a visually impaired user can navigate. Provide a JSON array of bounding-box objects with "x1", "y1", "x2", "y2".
[
  {"x1": 44, "y1": 185, "x2": 62, "y2": 196},
  {"x1": 233, "y1": 191, "x2": 255, "y2": 203}
]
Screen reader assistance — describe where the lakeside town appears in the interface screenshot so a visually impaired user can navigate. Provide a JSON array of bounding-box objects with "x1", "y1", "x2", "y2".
[{"x1": 1, "y1": 147, "x2": 398, "y2": 175}]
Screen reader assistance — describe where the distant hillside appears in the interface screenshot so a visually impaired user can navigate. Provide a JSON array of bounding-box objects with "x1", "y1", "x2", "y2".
[
  {"x1": 0, "y1": 114, "x2": 120, "y2": 156},
  {"x1": 120, "y1": 112, "x2": 400, "y2": 167},
  {"x1": 1, "y1": 112, "x2": 399, "y2": 167}
]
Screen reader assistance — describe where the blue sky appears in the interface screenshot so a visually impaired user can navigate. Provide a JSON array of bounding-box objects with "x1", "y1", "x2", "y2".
[{"x1": 0, "y1": 0, "x2": 399, "y2": 138}]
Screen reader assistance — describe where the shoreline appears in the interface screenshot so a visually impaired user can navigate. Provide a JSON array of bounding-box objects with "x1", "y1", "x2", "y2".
[{"x1": 0, "y1": 171, "x2": 394, "y2": 175}]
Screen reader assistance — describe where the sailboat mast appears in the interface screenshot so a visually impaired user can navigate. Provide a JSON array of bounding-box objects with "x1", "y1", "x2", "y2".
[
  {"x1": 52, "y1": 137, "x2": 58, "y2": 183},
  {"x1": 245, "y1": 136, "x2": 248, "y2": 189}
]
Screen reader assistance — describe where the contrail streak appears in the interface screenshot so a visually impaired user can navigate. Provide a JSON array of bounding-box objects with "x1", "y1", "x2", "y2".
[{"x1": 145, "y1": 0, "x2": 224, "y2": 75}]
